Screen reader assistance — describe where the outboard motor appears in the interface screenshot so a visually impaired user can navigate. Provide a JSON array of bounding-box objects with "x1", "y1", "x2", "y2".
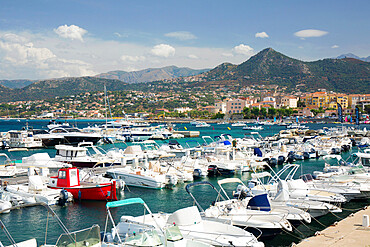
[
  {"x1": 287, "y1": 151, "x2": 295, "y2": 163},
  {"x1": 193, "y1": 168, "x2": 203, "y2": 179},
  {"x1": 270, "y1": 158, "x2": 278, "y2": 167},
  {"x1": 57, "y1": 189, "x2": 70, "y2": 206},
  {"x1": 278, "y1": 155, "x2": 285, "y2": 166},
  {"x1": 207, "y1": 165, "x2": 218, "y2": 176},
  {"x1": 233, "y1": 184, "x2": 249, "y2": 200}
]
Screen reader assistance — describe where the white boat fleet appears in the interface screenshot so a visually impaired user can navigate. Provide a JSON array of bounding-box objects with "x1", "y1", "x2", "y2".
[{"x1": 0, "y1": 122, "x2": 369, "y2": 246}]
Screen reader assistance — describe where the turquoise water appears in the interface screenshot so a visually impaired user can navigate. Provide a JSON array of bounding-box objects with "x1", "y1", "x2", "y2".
[{"x1": 0, "y1": 119, "x2": 369, "y2": 247}]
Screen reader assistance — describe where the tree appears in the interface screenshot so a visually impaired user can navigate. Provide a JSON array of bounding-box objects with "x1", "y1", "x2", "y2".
[
  {"x1": 260, "y1": 107, "x2": 267, "y2": 117},
  {"x1": 212, "y1": 112, "x2": 225, "y2": 119},
  {"x1": 268, "y1": 107, "x2": 277, "y2": 117},
  {"x1": 251, "y1": 107, "x2": 260, "y2": 118}
]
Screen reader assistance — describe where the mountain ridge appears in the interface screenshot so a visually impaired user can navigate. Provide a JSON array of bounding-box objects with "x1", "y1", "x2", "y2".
[{"x1": 96, "y1": 65, "x2": 209, "y2": 83}]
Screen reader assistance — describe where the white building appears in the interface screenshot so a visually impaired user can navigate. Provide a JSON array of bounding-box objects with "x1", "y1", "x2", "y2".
[
  {"x1": 174, "y1": 107, "x2": 192, "y2": 113},
  {"x1": 215, "y1": 102, "x2": 227, "y2": 113}
]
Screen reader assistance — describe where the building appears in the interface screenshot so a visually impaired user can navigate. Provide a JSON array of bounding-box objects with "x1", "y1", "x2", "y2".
[
  {"x1": 303, "y1": 92, "x2": 348, "y2": 109},
  {"x1": 214, "y1": 102, "x2": 227, "y2": 113},
  {"x1": 296, "y1": 107, "x2": 314, "y2": 117},
  {"x1": 174, "y1": 107, "x2": 192, "y2": 113},
  {"x1": 281, "y1": 96, "x2": 298, "y2": 108},
  {"x1": 226, "y1": 98, "x2": 246, "y2": 114},
  {"x1": 201, "y1": 105, "x2": 217, "y2": 114}
]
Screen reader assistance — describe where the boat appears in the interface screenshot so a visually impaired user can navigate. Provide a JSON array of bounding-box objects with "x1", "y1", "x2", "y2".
[
  {"x1": 243, "y1": 126, "x2": 264, "y2": 130},
  {"x1": 231, "y1": 122, "x2": 247, "y2": 127},
  {"x1": 48, "y1": 126, "x2": 102, "y2": 145},
  {"x1": 195, "y1": 122, "x2": 211, "y2": 128},
  {"x1": 5, "y1": 170, "x2": 73, "y2": 206},
  {"x1": 219, "y1": 178, "x2": 311, "y2": 224},
  {"x1": 6, "y1": 130, "x2": 43, "y2": 148},
  {"x1": 48, "y1": 167, "x2": 118, "y2": 200},
  {"x1": 54, "y1": 142, "x2": 118, "y2": 168},
  {"x1": 102, "y1": 198, "x2": 263, "y2": 247},
  {"x1": 106, "y1": 165, "x2": 169, "y2": 189},
  {"x1": 186, "y1": 181, "x2": 293, "y2": 237},
  {"x1": 32, "y1": 129, "x2": 65, "y2": 147}
]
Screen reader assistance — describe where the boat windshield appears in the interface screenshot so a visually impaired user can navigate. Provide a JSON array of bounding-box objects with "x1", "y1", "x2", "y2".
[
  {"x1": 165, "y1": 225, "x2": 183, "y2": 241},
  {"x1": 55, "y1": 225, "x2": 100, "y2": 247},
  {"x1": 124, "y1": 229, "x2": 162, "y2": 246}
]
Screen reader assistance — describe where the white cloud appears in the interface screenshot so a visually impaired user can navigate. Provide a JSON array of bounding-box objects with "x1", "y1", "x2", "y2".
[
  {"x1": 294, "y1": 29, "x2": 328, "y2": 38},
  {"x1": 188, "y1": 54, "x2": 198, "y2": 59},
  {"x1": 331, "y1": 45, "x2": 339, "y2": 49},
  {"x1": 151, "y1": 44, "x2": 175, "y2": 57},
  {"x1": 120, "y1": 55, "x2": 146, "y2": 63},
  {"x1": 54, "y1": 24, "x2": 87, "y2": 42},
  {"x1": 222, "y1": 53, "x2": 234, "y2": 57},
  {"x1": 233, "y1": 44, "x2": 254, "y2": 56},
  {"x1": 165, "y1": 31, "x2": 197, "y2": 40},
  {"x1": 0, "y1": 32, "x2": 95, "y2": 78},
  {"x1": 255, "y1": 32, "x2": 269, "y2": 38}
]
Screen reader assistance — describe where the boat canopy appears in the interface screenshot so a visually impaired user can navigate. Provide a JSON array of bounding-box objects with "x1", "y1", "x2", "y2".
[
  {"x1": 106, "y1": 198, "x2": 145, "y2": 208},
  {"x1": 246, "y1": 193, "x2": 271, "y2": 212}
]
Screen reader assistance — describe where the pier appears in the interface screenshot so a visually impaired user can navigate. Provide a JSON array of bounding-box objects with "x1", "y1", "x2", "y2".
[{"x1": 297, "y1": 206, "x2": 370, "y2": 247}]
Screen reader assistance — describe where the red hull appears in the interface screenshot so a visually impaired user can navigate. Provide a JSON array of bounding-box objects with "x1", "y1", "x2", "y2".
[{"x1": 49, "y1": 181, "x2": 117, "y2": 201}]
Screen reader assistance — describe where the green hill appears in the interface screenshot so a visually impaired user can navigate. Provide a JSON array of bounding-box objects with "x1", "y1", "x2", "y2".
[{"x1": 201, "y1": 48, "x2": 370, "y2": 93}]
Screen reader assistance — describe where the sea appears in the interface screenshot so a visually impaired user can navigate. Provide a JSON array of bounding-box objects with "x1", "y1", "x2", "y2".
[{"x1": 0, "y1": 119, "x2": 368, "y2": 247}]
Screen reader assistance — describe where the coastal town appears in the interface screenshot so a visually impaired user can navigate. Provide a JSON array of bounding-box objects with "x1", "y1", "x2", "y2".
[{"x1": 2, "y1": 86, "x2": 370, "y2": 121}]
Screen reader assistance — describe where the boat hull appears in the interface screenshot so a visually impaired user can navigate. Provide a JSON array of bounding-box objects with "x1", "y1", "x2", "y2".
[{"x1": 49, "y1": 181, "x2": 117, "y2": 201}]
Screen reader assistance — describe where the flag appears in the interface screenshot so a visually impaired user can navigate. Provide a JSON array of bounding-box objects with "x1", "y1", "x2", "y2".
[
  {"x1": 337, "y1": 103, "x2": 343, "y2": 123},
  {"x1": 355, "y1": 107, "x2": 360, "y2": 125}
]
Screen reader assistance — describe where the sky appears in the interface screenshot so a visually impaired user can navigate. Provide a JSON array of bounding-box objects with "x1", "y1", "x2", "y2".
[{"x1": 0, "y1": 0, "x2": 369, "y2": 80}]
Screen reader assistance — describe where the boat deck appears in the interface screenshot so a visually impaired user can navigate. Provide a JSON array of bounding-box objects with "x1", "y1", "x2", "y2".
[{"x1": 297, "y1": 206, "x2": 370, "y2": 247}]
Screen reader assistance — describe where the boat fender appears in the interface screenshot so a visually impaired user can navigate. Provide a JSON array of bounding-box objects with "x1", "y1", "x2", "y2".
[{"x1": 78, "y1": 190, "x2": 82, "y2": 200}]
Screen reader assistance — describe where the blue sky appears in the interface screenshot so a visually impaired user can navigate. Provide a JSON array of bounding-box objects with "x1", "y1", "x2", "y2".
[{"x1": 0, "y1": 0, "x2": 369, "y2": 79}]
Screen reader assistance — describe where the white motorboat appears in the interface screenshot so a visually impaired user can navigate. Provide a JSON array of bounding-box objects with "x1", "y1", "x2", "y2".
[
  {"x1": 5, "y1": 171, "x2": 73, "y2": 206},
  {"x1": 102, "y1": 198, "x2": 216, "y2": 247},
  {"x1": 195, "y1": 122, "x2": 211, "y2": 128},
  {"x1": 6, "y1": 130, "x2": 43, "y2": 148},
  {"x1": 243, "y1": 126, "x2": 264, "y2": 130},
  {"x1": 219, "y1": 178, "x2": 311, "y2": 224},
  {"x1": 186, "y1": 182, "x2": 292, "y2": 237},
  {"x1": 232, "y1": 122, "x2": 247, "y2": 127},
  {"x1": 106, "y1": 166, "x2": 169, "y2": 189},
  {"x1": 102, "y1": 198, "x2": 263, "y2": 247},
  {"x1": 54, "y1": 142, "x2": 118, "y2": 168},
  {"x1": 48, "y1": 126, "x2": 102, "y2": 145}
]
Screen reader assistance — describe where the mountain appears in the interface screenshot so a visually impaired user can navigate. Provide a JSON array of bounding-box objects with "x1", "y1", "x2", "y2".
[
  {"x1": 200, "y1": 48, "x2": 370, "y2": 93},
  {"x1": 0, "y1": 79, "x2": 34, "y2": 89},
  {"x1": 0, "y1": 77, "x2": 130, "y2": 102},
  {"x1": 96, "y1": 65, "x2": 209, "y2": 83},
  {"x1": 336, "y1": 53, "x2": 370, "y2": 62}
]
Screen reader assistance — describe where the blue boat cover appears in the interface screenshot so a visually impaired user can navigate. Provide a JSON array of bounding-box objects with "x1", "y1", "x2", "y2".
[
  {"x1": 106, "y1": 198, "x2": 144, "y2": 208},
  {"x1": 254, "y1": 148, "x2": 262, "y2": 157},
  {"x1": 223, "y1": 140, "x2": 231, "y2": 145},
  {"x1": 246, "y1": 193, "x2": 271, "y2": 211}
]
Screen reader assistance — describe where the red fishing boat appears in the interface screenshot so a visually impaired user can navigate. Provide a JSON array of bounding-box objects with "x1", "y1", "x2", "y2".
[{"x1": 48, "y1": 167, "x2": 117, "y2": 201}]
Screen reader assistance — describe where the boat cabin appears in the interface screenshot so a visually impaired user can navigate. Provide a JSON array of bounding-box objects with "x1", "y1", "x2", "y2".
[
  {"x1": 49, "y1": 167, "x2": 80, "y2": 188},
  {"x1": 55, "y1": 145, "x2": 88, "y2": 160}
]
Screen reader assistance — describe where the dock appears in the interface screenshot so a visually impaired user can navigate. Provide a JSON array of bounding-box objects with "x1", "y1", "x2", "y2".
[{"x1": 297, "y1": 206, "x2": 370, "y2": 247}]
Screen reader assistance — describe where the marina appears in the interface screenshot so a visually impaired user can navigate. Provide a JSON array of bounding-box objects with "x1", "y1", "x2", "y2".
[{"x1": 0, "y1": 119, "x2": 369, "y2": 247}]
